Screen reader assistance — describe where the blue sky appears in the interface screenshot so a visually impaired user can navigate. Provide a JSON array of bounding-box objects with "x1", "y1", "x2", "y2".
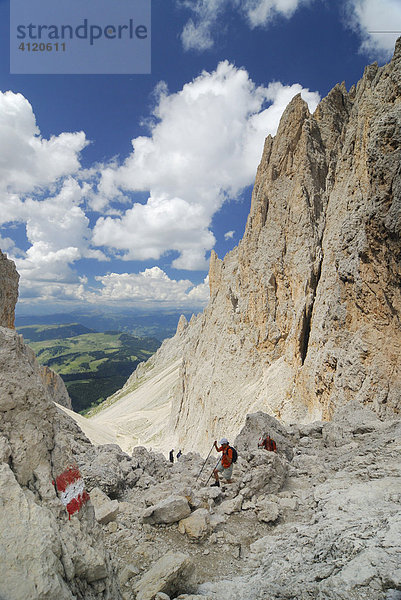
[{"x1": 0, "y1": 0, "x2": 400, "y2": 315}]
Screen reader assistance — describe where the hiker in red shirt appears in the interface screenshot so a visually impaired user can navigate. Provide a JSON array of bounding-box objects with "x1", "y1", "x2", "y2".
[
  {"x1": 258, "y1": 432, "x2": 277, "y2": 452},
  {"x1": 211, "y1": 438, "x2": 233, "y2": 487}
]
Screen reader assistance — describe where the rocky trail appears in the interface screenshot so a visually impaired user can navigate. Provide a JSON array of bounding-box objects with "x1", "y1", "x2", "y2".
[{"x1": 66, "y1": 404, "x2": 401, "y2": 600}]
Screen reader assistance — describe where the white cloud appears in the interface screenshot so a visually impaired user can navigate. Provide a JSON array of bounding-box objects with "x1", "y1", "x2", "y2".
[
  {"x1": 93, "y1": 195, "x2": 215, "y2": 270},
  {"x1": 346, "y1": 0, "x2": 401, "y2": 58},
  {"x1": 0, "y1": 72, "x2": 320, "y2": 306},
  {"x1": 224, "y1": 230, "x2": 235, "y2": 240},
  {"x1": 91, "y1": 267, "x2": 210, "y2": 307},
  {"x1": 0, "y1": 91, "x2": 102, "y2": 302},
  {"x1": 0, "y1": 235, "x2": 16, "y2": 253},
  {"x1": 93, "y1": 61, "x2": 320, "y2": 270},
  {"x1": 180, "y1": 0, "x2": 227, "y2": 51},
  {"x1": 238, "y1": 0, "x2": 310, "y2": 28},
  {"x1": 178, "y1": 0, "x2": 313, "y2": 50},
  {"x1": 8, "y1": 179, "x2": 106, "y2": 299},
  {"x1": 0, "y1": 91, "x2": 87, "y2": 197}
]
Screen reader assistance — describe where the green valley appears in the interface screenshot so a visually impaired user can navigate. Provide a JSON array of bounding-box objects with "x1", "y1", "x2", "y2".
[{"x1": 18, "y1": 324, "x2": 161, "y2": 414}]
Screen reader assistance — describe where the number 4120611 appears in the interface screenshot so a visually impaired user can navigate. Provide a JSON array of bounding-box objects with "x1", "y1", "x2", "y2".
[{"x1": 18, "y1": 42, "x2": 66, "y2": 51}]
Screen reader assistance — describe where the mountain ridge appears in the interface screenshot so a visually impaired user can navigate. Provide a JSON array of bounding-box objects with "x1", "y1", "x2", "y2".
[{"x1": 73, "y1": 40, "x2": 401, "y2": 457}]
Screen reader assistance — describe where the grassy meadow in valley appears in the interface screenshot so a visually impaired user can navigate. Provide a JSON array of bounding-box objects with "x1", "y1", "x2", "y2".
[{"x1": 18, "y1": 323, "x2": 161, "y2": 413}]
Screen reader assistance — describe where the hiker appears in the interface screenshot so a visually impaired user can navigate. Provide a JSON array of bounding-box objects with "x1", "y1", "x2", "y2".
[
  {"x1": 211, "y1": 438, "x2": 234, "y2": 486},
  {"x1": 169, "y1": 449, "x2": 174, "y2": 463},
  {"x1": 258, "y1": 433, "x2": 277, "y2": 452},
  {"x1": 176, "y1": 449, "x2": 182, "y2": 459}
]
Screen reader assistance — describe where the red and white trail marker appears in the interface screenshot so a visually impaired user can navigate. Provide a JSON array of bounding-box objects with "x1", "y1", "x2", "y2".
[{"x1": 54, "y1": 465, "x2": 90, "y2": 519}]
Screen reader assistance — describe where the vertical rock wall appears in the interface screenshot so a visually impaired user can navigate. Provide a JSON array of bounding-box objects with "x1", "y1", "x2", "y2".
[
  {"x1": 0, "y1": 249, "x2": 19, "y2": 328},
  {"x1": 39, "y1": 365, "x2": 73, "y2": 410},
  {"x1": 169, "y1": 40, "x2": 401, "y2": 452}
]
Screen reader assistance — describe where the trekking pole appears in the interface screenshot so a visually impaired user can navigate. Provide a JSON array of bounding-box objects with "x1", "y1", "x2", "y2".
[
  {"x1": 195, "y1": 442, "x2": 215, "y2": 482},
  {"x1": 205, "y1": 457, "x2": 221, "y2": 486}
]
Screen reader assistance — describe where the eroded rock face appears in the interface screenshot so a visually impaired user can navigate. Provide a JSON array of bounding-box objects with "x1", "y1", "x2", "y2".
[
  {"x1": 0, "y1": 327, "x2": 121, "y2": 599},
  {"x1": 0, "y1": 249, "x2": 19, "y2": 329},
  {"x1": 40, "y1": 364, "x2": 73, "y2": 409},
  {"x1": 167, "y1": 40, "x2": 401, "y2": 452}
]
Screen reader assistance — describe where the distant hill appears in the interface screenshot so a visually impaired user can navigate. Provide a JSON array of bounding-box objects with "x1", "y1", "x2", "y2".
[
  {"x1": 20, "y1": 325, "x2": 161, "y2": 413},
  {"x1": 17, "y1": 323, "x2": 96, "y2": 342},
  {"x1": 15, "y1": 309, "x2": 195, "y2": 341}
]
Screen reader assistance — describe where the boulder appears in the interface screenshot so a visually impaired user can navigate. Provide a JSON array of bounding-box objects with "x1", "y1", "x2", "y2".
[
  {"x1": 142, "y1": 495, "x2": 191, "y2": 525},
  {"x1": 134, "y1": 551, "x2": 191, "y2": 600},
  {"x1": 217, "y1": 495, "x2": 243, "y2": 515},
  {"x1": 79, "y1": 444, "x2": 136, "y2": 497},
  {"x1": 178, "y1": 508, "x2": 210, "y2": 540},
  {"x1": 240, "y1": 451, "x2": 288, "y2": 497},
  {"x1": 234, "y1": 412, "x2": 294, "y2": 460},
  {"x1": 90, "y1": 487, "x2": 119, "y2": 524},
  {"x1": 257, "y1": 501, "x2": 280, "y2": 523}
]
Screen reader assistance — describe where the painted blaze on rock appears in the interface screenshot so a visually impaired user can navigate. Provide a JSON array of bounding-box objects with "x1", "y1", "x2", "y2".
[{"x1": 54, "y1": 465, "x2": 90, "y2": 519}]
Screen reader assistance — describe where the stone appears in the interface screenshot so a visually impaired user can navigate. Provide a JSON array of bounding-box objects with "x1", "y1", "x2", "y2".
[
  {"x1": 79, "y1": 443, "x2": 135, "y2": 498},
  {"x1": 142, "y1": 495, "x2": 191, "y2": 525},
  {"x1": 119, "y1": 564, "x2": 140, "y2": 585},
  {"x1": 240, "y1": 451, "x2": 288, "y2": 497},
  {"x1": 175, "y1": 596, "x2": 213, "y2": 600},
  {"x1": 178, "y1": 508, "x2": 210, "y2": 540},
  {"x1": 134, "y1": 551, "x2": 190, "y2": 600},
  {"x1": 257, "y1": 501, "x2": 280, "y2": 523},
  {"x1": 90, "y1": 486, "x2": 120, "y2": 524},
  {"x1": 218, "y1": 495, "x2": 243, "y2": 514},
  {"x1": 234, "y1": 411, "x2": 294, "y2": 460},
  {"x1": 108, "y1": 521, "x2": 118, "y2": 533},
  {"x1": 278, "y1": 497, "x2": 298, "y2": 511}
]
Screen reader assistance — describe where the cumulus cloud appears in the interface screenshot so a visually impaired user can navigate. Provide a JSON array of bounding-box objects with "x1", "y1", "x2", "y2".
[
  {"x1": 224, "y1": 230, "x2": 235, "y2": 240},
  {"x1": 93, "y1": 61, "x2": 320, "y2": 269},
  {"x1": 0, "y1": 235, "x2": 16, "y2": 253},
  {"x1": 0, "y1": 91, "x2": 87, "y2": 196},
  {"x1": 346, "y1": 0, "x2": 401, "y2": 58},
  {"x1": 0, "y1": 90, "x2": 101, "y2": 302},
  {"x1": 8, "y1": 179, "x2": 106, "y2": 300},
  {"x1": 178, "y1": 0, "x2": 313, "y2": 50},
  {"x1": 0, "y1": 71, "x2": 320, "y2": 306},
  {"x1": 91, "y1": 267, "x2": 210, "y2": 307}
]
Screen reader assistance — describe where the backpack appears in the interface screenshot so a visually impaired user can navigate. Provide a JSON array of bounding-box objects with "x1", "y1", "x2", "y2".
[
  {"x1": 228, "y1": 446, "x2": 238, "y2": 463},
  {"x1": 268, "y1": 438, "x2": 277, "y2": 452}
]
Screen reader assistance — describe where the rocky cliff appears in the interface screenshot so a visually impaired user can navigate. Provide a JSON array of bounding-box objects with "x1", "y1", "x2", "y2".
[
  {"x1": 0, "y1": 255, "x2": 121, "y2": 598},
  {"x1": 39, "y1": 364, "x2": 73, "y2": 410},
  {"x1": 0, "y1": 249, "x2": 19, "y2": 328},
  {"x1": 166, "y1": 39, "x2": 401, "y2": 452}
]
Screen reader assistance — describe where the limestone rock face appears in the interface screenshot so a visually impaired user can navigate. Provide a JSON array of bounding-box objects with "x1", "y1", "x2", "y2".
[
  {"x1": 167, "y1": 40, "x2": 401, "y2": 453},
  {"x1": 40, "y1": 364, "x2": 73, "y2": 409},
  {"x1": 0, "y1": 249, "x2": 19, "y2": 328},
  {"x1": 0, "y1": 326, "x2": 121, "y2": 599}
]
